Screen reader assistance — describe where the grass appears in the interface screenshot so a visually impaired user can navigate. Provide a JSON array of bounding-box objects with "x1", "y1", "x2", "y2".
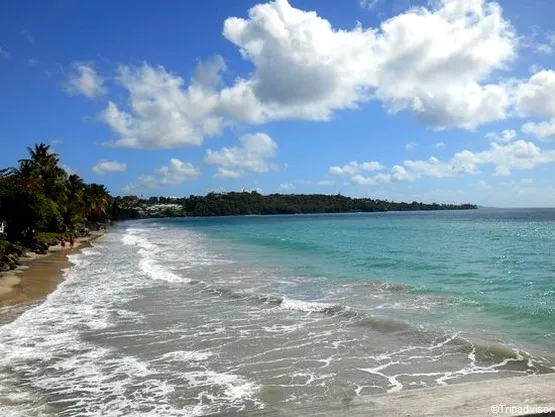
[{"x1": 37, "y1": 232, "x2": 62, "y2": 240}]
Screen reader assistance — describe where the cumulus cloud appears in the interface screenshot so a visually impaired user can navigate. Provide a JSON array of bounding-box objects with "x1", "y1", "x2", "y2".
[
  {"x1": 522, "y1": 119, "x2": 555, "y2": 141},
  {"x1": 204, "y1": 132, "x2": 278, "y2": 178},
  {"x1": 92, "y1": 160, "x2": 127, "y2": 175},
  {"x1": 435, "y1": 141, "x2": 446, "y2": 148},
  {"x1": 516, "y1": 70, "x2": 555, "y2": 118},
  {"x1": 123, "y1": 158, "x2": 200, "y2": 193},
  {"x1": 346, "y1": 140, "x2": 555, "y2": 185},
  {"x1": 99, "y1": 0, "x2": 518, "y2": 148},
  {"x1": 485, "y1": 129, "x2": 516, "y2": 143},
  {"x1": 329, "y1": 161, "x2": 384, "y2": 176},
  {"x1": 220, "y1": 0, "x2": 516, "y2": 129},
  {"x1": 101, "y1": 57, "x2": 226, "y2": 149},
  {"x1": 65, "y1": 62, "x2": 107, "y2": 99}
]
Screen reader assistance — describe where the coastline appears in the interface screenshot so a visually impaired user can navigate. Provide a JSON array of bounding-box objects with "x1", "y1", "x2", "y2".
[
  {"x1": 0, "y1": 231, "x2": 104, "y2": 323},
  {"x1": 210, "y1": 374, "x2": 555, "y2": 417}
]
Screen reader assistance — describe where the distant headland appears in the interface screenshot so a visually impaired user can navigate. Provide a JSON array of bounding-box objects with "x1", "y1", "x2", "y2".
[{"x1": 111, "y1": 192, "x2": 477, "y2": 220}]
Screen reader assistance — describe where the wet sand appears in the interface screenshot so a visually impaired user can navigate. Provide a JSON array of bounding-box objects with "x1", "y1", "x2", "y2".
[
  {"x1": 0, "y1": 232, "x2": 104, "y2": 322},
  {"x1": 211, "y1": 374, "x2": 555, "y2": 417}
]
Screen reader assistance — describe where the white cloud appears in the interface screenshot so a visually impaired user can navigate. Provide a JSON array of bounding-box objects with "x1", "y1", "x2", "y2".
[
  {"x1": 93, "y1": 0, "x2": 518, "y2": 150},
  {"x1": 329, "y1": 161, "x2": 384, "y2": 176},
  {"x1": 522, "y1": 119, "x2": 555, "y2": 141},
  {"x1": 485, "y1": 129, "x2": 516, "y2": 143},
  {"x1": 346, "y1": 140, "x2": 555, "y2": 185},
  {"x1": 205, "y1": 132, "x2": 278, "y2": 178},
  {"x1": 27, "y1": 58, "x2": 39, "y2": 66},
  {"x1": 0, "y1": 46, "x2": 10, "y2": 58},
  {"x1": 279, "y1": 183, "x2": 296, "y2": 192},
  {"x1": 435, "y1": 141, "x2": 446, "y2": 148},
  {"x1": 158, "y1": 159, "x2": 201, "y2": 184},
  {"x1": 220, "y1": 0, "x2": 516, "y2": 129},
  {"x1": 405, "y1": 141, "x2": 417, "y2": 151},
  {"x1": 65, "y1": 62, "x2": 107, "y2": 99},
  {"x1": 516, "y1": 70, "x2": 555, "y2": 118},
  {"x1": 525, "y1": 28, "x2": 555, "y2": 55},
  {"x1": 101, "y1": 58, "x2": 225, "y2": 149},
  {"x1": 123, "y1": 158, "x2": 200, "y2": 193},
  {"x1": 92, "y1": 160, "x2": 127, "y2": 175},
  {"x1": 535, "y1": 44, "x2": 553, "y2": 54},
  {"x1": 359, "y1": 0, "x2": 381, "y2": 11}
]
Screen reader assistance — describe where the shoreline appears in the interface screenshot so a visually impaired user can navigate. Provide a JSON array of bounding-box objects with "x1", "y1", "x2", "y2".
[
  {"x1": 210, "y1": 374, "x2": 555, "y2": 417},
  {"x1": 0, "y1": 231, "x2": 104, "y2": 323}
]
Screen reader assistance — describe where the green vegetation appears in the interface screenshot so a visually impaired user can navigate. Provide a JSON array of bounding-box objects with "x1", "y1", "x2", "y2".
[
  {"x1": 112, "y1": 191, "x2": 477, "y2": 220},
  {"x1": 0, "y1": 142, "x2": 476, "y2": 271},
  {"x1": 0, "y1": 143, "x2": 111, "y2": 262}
]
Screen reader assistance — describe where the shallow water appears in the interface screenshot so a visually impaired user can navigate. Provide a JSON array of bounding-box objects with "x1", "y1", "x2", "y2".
[{"x1": 0, "y1": 209, "x2": 554, "y2": 416}]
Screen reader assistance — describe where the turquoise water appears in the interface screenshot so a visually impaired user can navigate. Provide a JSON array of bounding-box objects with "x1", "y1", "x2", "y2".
[
  {"x1": 0, "y1": 208, "x2": 554, "y2": 416},
  {"x1": 167, "y1": 208, "x2": 555, "y2": 349}
]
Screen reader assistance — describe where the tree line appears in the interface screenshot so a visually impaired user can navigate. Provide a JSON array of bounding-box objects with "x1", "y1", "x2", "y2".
[
  {"x1": 1, "y1": 142, "x2": 477, "y2": 242},
  {"x1": 0, "y1": 143, "x2": 111, "y2": 244},
  {"x1": 112, "y1": 192, "x2": 477, "y2": 219}
]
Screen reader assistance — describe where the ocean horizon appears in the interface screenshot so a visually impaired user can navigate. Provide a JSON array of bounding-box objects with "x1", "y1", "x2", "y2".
[{"x1": 1, "y1": 208, "x2": 554, "y2": 416}]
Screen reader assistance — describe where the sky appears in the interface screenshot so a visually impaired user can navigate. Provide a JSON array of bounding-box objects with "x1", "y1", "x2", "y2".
[{"x1": 1, "y1": 0, "x2": 555, "y2": 207}]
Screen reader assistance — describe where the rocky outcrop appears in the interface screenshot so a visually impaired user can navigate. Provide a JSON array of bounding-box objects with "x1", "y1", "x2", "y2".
[{"x1": 0, "y1": 243, "x2": 25, "y2": 272}]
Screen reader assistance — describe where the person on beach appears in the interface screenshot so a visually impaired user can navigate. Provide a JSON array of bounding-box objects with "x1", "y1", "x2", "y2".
[
  {"x1": 61, "y1": 236, "x2": 66, "y2": 248},
  {"x1": 69, "y1": 235, "x2": 75, "y2": 248}
]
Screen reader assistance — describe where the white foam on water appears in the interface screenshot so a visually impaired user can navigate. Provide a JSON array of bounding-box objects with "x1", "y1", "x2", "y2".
[
  {"x1": 122, "y1": 227, "x2": 192, "y2": 284},
  {"x1": 0, "y1": 231, "x2": 198, "y2": 416},
  {"x1": 158, "y1": 350, "x2": 214, "y2": 363},
  {"x1": 183, "y1": 370, "x2": 261, "y2": 404},
  {"x1": 279, "y1": 297, "x2": 341, "y2": 313},
  {"x1": 139, "y1": 254, "x2": 191, "y2": 283}
]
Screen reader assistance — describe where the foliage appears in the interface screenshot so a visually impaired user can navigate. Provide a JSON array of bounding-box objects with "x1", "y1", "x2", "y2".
[
  {"x1": 37, "y1": 232, "x2": 64, "y2": 240},
  {"x1": 113, "y1": 191, "x2": 477, "y2": 219},
  {"x1": 0, "y1": 181, "x2": 43, "y2": 241},
  {"x1": 0, "y1": 143, "x2": 112, "y2": 244}
]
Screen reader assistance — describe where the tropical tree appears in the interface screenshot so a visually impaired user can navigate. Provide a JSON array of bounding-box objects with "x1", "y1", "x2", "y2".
[
  {"x1": 1, "y1": 142, "x2": 114, "y2": 244},
  {"x1": 84, "y1": 183, "x2": 111, "y2": 222}
]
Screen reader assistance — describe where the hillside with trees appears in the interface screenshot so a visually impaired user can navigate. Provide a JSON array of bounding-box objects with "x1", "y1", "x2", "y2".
[{"x1": 112, "y1": 192, "x2": 477, "y2": 219}]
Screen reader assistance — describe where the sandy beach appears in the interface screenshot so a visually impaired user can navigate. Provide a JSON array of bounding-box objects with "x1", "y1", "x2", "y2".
[{"x1": 0, "y1": 232, "x2": 104, "y2": 322}]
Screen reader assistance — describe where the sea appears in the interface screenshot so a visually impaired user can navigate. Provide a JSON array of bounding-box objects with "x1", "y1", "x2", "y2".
[{"x1": 0, "y1": 208, "x2": 554, "y2": 416}]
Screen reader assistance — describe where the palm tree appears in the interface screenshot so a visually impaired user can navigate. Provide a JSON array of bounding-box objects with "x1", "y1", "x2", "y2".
[
  {"x1": 63, "y1": 174, "x2": 86, "y2": 229},
  {"x1": 84, "y1": 183, "x2": 110, "y2": 222},
  {"x1": 18, "y1": 143, "x2": 67, "y2": 198}
]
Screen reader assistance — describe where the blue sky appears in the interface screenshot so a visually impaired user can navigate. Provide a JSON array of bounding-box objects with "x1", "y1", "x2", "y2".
[{"x1": 1, "y1": 0, "x2": 555, "y2": 206}]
